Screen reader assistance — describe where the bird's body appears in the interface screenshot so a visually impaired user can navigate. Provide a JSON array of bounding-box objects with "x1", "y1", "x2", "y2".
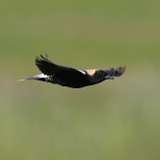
[{"x1": 24, "y1": 55, "x2": 125, "y2": 88}]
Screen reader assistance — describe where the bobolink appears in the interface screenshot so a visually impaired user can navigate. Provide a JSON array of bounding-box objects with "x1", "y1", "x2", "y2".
[{"x1": 22, "y1": 55, "x2": 125, "y2": 88}]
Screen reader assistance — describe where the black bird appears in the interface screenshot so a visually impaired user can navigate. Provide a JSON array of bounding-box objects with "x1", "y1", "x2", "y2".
[{"x1": 22, "y1": 55, "x2": 125, "y2": 88}]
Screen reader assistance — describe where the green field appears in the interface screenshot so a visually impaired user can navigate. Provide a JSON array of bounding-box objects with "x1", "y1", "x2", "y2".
[{"x1": 0, "y1": 0, "x2": 160, "y2": 160}]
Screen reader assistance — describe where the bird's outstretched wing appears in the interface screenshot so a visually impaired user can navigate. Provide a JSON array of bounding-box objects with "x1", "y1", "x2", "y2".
[{"x1": 35, "y1": 55, "x2": 86, "y2": 76}]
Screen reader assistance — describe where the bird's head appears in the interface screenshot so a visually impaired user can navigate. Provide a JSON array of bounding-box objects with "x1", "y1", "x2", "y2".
[
  {"x1": 86, "y1": 66, "x2": 126, "y2": 85},
  {"x1": 103, "y1": 66, "x2": 126, "y2": 80}
]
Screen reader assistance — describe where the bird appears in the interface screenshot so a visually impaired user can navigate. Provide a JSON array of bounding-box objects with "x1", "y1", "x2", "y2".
[{"x1": 21, "y1": 55, "x2": 125, "y2": 88}]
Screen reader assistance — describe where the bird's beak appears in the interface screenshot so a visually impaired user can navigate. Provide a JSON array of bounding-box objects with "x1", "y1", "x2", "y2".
[{"x1": 117, "y1": 66, "x2": 126, "y2": 76}]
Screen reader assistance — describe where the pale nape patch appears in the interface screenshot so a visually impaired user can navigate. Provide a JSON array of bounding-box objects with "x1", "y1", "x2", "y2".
[{"x1": 86, "y1": 69, "x2": 97, "y2": 76}]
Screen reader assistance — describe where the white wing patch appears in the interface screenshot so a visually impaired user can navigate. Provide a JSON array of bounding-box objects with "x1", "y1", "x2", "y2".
[
  {"x1": 77, "y1": 69, "x2": 97, "y2": 76},
  {"x1": 77, "y1": 69, "x2": 86, "y2": 75}
]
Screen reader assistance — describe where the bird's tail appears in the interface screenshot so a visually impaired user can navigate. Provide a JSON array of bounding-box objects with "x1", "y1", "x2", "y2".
[
  {"x1": 104, "y1": 66, "x2": 126, "y2": 79},
  {"x1": 18, "y1": 74, "x2": 49, "y2": 82}
]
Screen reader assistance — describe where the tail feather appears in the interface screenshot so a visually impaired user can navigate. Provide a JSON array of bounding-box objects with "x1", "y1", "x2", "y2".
[{"x1": 18, "y1": 74, "x2": 49, "y2": 82}]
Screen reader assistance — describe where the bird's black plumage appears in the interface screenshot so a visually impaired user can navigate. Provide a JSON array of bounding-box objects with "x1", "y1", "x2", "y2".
[{"x1": 26, "y1": 55, "x2": 125, "y2": 88}]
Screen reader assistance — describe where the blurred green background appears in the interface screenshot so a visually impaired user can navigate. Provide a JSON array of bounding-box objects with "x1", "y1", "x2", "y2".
[{"x1": 0, "y1": 0, "x2": 160, "y2": 160}]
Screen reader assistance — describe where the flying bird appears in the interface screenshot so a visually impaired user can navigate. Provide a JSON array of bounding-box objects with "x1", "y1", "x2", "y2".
[{"x1": 22, "y1": 55, "x2": 125, "y2": 88}]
